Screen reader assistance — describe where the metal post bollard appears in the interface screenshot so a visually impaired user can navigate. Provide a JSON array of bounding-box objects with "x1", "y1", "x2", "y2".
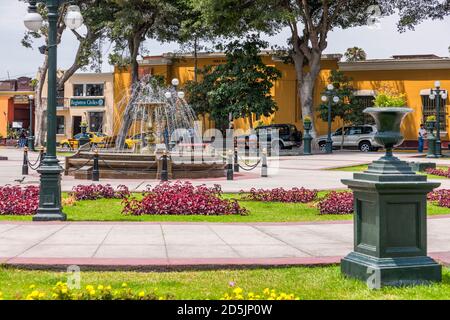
[
  {"x1": 92, "y1": 150, "x2": 100, "y2": 182},
  {"x1": 38, "y1": 147, "x2": 45, "y2": 164},
  {"x1": 261, "y1": 148, "x2": 268, "y2": 177},
  {"x1": 22, "y1": 147, "x2": 29, "y2": 175},
  {"x1": 161, "y1": 151, "x2": 169, "y2": 182},
  {"x1": 227, "y1": 149, "x2": 234, "y2": 180},
  {"x1": 234, "y1": 148, "x2": 239, "y2": 172}
]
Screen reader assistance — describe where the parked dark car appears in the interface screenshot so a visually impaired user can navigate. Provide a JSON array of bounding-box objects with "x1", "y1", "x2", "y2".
[{"x1": 235, "y1": 124, "x2": 303, "y2": 150}]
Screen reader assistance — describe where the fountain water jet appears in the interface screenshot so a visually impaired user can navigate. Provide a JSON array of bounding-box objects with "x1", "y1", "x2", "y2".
[{"x1": 65, "y1": 75, "x2": 226, "y2": 179}]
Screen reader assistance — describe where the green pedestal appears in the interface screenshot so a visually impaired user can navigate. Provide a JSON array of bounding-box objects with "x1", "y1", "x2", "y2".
[
  {"x1": 303, "y1": 122, "x2": 312, "y2": 155},
  {"x1": 341, "y1": 156, "x2": 441, "y2": 287},
  {"x1": 33, "y1": 158, "x2": 66, "y2": 221}
]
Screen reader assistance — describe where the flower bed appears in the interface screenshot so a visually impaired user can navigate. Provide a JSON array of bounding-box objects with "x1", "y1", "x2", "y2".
[
  {"x1": 428, "y1": 189, "x2": 450, "y2": 208},
  {"x1": 222, "y1": 287, "x2": 299, "y2": 300},
  {"x1": 9, "y1": 282, "x2": 168, "y2": 300},
  {"x1": 122, "y1": 181, "x2": 247, "y2": 216},
  {"x1": 426, "y1": 167, "x2": 450, "y2": 179},
  {"x1": 0, "y1": 186, "x2": 39, "y2": 215},
  {"x1": 317, "y1": 191, "x2": 354, "y2": 215},
  {"x1": 71, "y1": 184, "x2": 130, "y2": 201},
  {"x1": 240, "y1": 187, "x2": 318, "y2": 203}
]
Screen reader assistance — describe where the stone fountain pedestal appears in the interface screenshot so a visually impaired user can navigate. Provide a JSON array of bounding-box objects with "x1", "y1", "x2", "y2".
[{"x1": 341, "y1": 152, "x2": 442, "y2": 287}]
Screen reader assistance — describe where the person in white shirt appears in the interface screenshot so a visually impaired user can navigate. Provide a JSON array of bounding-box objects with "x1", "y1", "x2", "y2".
[{"x1": 418, "y1": 124, "x2": 427, "y2": 153}]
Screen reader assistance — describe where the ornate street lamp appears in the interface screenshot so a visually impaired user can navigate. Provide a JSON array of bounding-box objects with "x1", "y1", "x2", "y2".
[
  {"x1": 321, "y1": 84, "x2": 340, "y2": 154},
  {"x1": 24, "y1": 0, "x2": 83, "y2": 221},
  {"x1": 28, "y1": 95, "x2": 35, "y2": 151},
  {"x1": 429, "y1": 81, "x2": 447, "y2": 157}
]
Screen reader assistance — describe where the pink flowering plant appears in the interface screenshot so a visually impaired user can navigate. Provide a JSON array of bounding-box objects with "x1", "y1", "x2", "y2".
[
  {"x1": 317, "y1": 191, "x2": 354, "y2": 215},
  {"x1": 122, "y1": 181, "x2": 248, "y2": 216},
  {"x1": 428, "y1": 189, "x2": 450, "y2": 208},
  {"x1": 0, "y1": 185, "x2": 39, "y2": 215},
  {"x1": 240, "y1": 187, "x2": 318, "y2": 203},
  {"x1": 426, "y1": 167, "x2": 450, "y2": 179},
  {"x1": 71, "y1": 184, "x2": 130, "y2": 201}
]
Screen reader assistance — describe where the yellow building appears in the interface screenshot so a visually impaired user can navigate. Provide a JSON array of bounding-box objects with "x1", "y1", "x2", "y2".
[{"x1": 113, "y1": 53, "x2": 450, "y2": 147}]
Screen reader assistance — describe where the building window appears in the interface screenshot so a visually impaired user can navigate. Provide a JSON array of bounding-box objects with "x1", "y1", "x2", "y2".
[
  {"x1": 353, "y1": 95, "x2": 375, "y2": 125},
  {"x1": 421, "y1": 94, "x2": 447, "y2": 131},
  {"x1": 73, "y1": 84, "x2": 84, "y2": 96},
  {"x1": 56, "y1": 116, "x2": 65, "y2": 135},
  {"x1": 73, "y1": 84, "x2": 104, "y2": 97},
  {"x1": 86, "y1": 84, "x2": 104, "y2": 96}
]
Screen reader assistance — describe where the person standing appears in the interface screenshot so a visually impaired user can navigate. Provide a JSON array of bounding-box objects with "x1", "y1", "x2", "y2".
[
  {"x1": 19, "y1": 129, "x2": 27, "y2": 148},
  {"x1": 418, "y1": 124, "x2": 427, "y2": 153}
]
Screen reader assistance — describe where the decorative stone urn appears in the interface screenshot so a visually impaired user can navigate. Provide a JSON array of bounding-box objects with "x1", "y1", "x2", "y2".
[{"x1": 341, "y1": 107, "x2": 442, "y2": 287}]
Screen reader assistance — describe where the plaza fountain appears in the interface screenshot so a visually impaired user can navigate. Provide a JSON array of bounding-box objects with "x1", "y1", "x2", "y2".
[{"x1": 65, "y1": 76, "x2": 226, "y2": 179}]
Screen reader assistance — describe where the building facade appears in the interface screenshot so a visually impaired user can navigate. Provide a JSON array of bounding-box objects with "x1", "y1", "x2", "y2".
[
  {"x1": 0, "y1": 77, "x2": 34, "y2": 138},
  {"x1": 113, "y1": 53, "x2": 450, "y2": 146},
  {"x1": 41, "y1": 72, "x2": 114, "y2": 142}
]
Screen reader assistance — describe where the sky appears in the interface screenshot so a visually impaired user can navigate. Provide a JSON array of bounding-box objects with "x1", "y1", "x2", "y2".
[{"x1": 1, "y1": 0, "x2": 450, "y2": 81}]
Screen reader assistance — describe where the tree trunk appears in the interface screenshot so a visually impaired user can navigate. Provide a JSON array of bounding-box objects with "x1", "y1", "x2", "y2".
[
  {"x1": 115, "y1": 32, "x2": 144, "y2": 149},
  {"x1": 194, "y1": 37, "x2": 198, "y2": 83},
  {"x1": 34, "y1": 56, "x2": 49, "y2": 147},
  {"x1": 298, "y1": 52, "x2": 322, "y2": 138}
]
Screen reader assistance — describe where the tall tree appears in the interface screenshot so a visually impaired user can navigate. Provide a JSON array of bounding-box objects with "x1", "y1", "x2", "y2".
[
  {"x1": 317, "y1": 70, "x2": 366, "y2": 149},
  {"x1": 20, "y1": 0, "x2": 113, "y2": 145},
  {"x1": 394, "y1": 0, "x2": 450, "y2": 31},
  {"x1": 196, "y1": 0, "x2": 394, "y2": 136},
  {"x1": 177, "y1": 0, "x2": 217, "y2": 82},
  {"x1": 110, "y1": 0, "x2": 187, "y2": 148},
  {"x1": 186, "y1": 36, "x2": 281, "y2": 131}
]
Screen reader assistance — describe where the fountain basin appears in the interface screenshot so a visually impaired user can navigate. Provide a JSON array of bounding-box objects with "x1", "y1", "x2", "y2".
[{"x1": 65, "y1": 152, "x2": 226, "y2": 180}]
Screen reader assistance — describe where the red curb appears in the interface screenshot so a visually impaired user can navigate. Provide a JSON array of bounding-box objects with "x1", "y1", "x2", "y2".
[
  {"x1": 2, "y1": 214, "x2": 449, "y2": 226},
  {"x1": 1, "y1": 256, "x2": 343, "y2": 271}
]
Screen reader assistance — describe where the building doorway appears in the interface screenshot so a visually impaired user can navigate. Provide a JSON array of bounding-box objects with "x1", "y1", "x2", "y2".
[
  {"x1": 72, "y1": 116, "x2": 82, "y2": 136},
  {"x1": 89, "y1": 112, "x2": 104, "y2": 133}
]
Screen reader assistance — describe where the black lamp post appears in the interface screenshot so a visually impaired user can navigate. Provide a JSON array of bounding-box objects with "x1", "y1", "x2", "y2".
[
  {"x1": 27, "y1": 95, "x2": 35, "y2": 151},
  {"x1": 429, "y1": 81, "x2": 447, "y2": 157},
  {"x1": 24, "y1": 0, "x2": 83, "y2": 221},
  {"x1": 321, "y1": 84, "x2": 339, "y2": 154}
]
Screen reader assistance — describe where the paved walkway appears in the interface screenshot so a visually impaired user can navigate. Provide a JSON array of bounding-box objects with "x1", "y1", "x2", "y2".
[
  {"x1": 1, "y1": 217, "x2": 450, "y2": 270},
  {"x1": 1, "y1": 147, "x2": 450, "y2": 192}
]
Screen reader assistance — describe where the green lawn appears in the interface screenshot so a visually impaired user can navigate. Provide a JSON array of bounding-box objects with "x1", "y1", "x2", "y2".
[
  {"x1": 331, "y1": 164, "x2": 449, "y2": 180},
  {"x1": 0, "y1": 192, "x2": 448, "y2": 222},
  {"x1": 1, "y1": 266, "x2": 450, "y2": 300}
]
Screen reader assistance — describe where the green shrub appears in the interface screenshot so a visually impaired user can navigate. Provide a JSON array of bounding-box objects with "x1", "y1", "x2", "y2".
[{"x1": 374, "y1": 88, "x2": 407, "y2": 108}]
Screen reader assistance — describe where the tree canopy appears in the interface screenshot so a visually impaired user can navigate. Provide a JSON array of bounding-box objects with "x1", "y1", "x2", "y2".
[{"x1": 186, "y1": 36, "x2": 281, "y2": 131}]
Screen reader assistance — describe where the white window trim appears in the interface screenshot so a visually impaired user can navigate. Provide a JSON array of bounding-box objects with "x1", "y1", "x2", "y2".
[
  {"x1": 72, "y1": 82, "x2": 106, "y2": 97},
  {"x1": 353, "y1": 90, "x2": 376, "y2": 97}
]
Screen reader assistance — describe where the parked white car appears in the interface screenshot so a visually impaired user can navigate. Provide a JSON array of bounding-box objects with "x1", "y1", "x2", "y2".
[{"x1": 317, "y1": 125, "x2": 381, "y2": 152}]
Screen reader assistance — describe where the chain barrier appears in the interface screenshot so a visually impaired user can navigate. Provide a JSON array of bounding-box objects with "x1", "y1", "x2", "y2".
[
  {"x1": 66, "y1": 154, "x2": 96, "y2": 173},
  {"x1": 237, "y1": 155, "x2": 261, "y2": 171},
  {"x1": 27, "y1": 153, "x2": 43, "y2": 170}
]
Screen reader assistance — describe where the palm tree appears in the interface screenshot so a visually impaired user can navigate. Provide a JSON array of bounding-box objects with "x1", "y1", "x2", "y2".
[{"x1": 344, "y1": 47, "x2": 367, "y2": 62}]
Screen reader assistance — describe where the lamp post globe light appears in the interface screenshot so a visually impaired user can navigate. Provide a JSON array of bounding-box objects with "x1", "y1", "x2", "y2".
[
  {"x1": 28, "y1": 95, "x2": 35, "y2": 151},
  {"x1": 321, "y1": 84, "x2": 339, "y2": 154},
  {"x1": 24, "y1": 0, "x2": 84, "y2": 221},
  {"x1": 429, "y1": 80, "x2": 447, "y2": 157}
]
